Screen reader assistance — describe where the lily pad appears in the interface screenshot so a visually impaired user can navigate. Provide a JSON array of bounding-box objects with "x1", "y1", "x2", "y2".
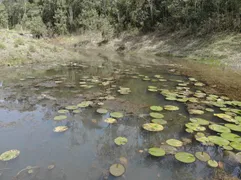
[
  {"x1": 223, "y1": 145, "x2": 233, "y2": 150},
  {"x1": 175, "y1": 152, "x2": 196, "y2": 163},
  {"x1": 53, "y1": 126, "x2": 68, "y2": 132},
  {"x1": 114, "y1": 137, "x2": 128, "y2": 145},
  {"x1": 205, "y1": 108, "x2": 214, "y2": 112},
  {"x1": 77, "y1": 101, "x2": 93, "y2": 108},
  {"x1": 208, "y1": 136, "x2": 230, "y2": 146},
  {"x1": 150, "y1": 112, "x2": 164, "y2": 119},
  {"x1": 166, "y1": 139, "x2": 183, "y2": 147},
  {"x1": 54, "y1": 115, "x2": 67, "y2": 121},
  {"x1": 96, "y1": 108, "x2": 108, "y2": 114},
  {"x1": 148, "y1": 86, "x2": 157, "y2": 89},
  {"x1": 65, "y1": 105, "x2": 78, "y2": 110},
  {"x1": 190, "y1": 118, "x2": 209, "y2": 125},
  {"x1": 209, "y1": 124, "x2": 231, "y2": 133},
  {"x1": 195, "y1": 152, "x2": 210, "y2": 162},
  {"x1": 224, "y1": 124, "x2": 241, "y2": 132},
  {"x1": 142, "y1": 123, "x2": 164, "y2": 132},
  {"x1": 230, "y1": 142, "x2": 241, "y2": 151},
  {"x1": 220, "y1": 132, "x2": 241, "y2": 142},
  {"x1": 208, "y1": 160, "x2": 218, "y2": 167},
  {"x1": 164, "y1": 105, "x2": 179, "y2": 111},
  {"x1": 110, "y1": 112, "x2": 124, "y2": 119},
  {"x1": 188, "y1": 109, "x2": 204, "y2": 115},
  {"x1": 109, "y1": 164, "x2": 125, "y2": 177},
  {"x1": 104, "y1": 118, "x2": 117, "y2": 124},
  {"x1": 194, "y1": 82, "x2": 205, "y2": 87},
  {"x1": 214, "y1": 113, "x2": 236, "y2": 123},
  {"x1": 148, "y1": 148, "x2": 166, "y2": 157},
  {"x1": 0, "y1": 150, "x2": 20, "y2": 161},
  {"x1": 118, "y1": 87, "x2": 131, "y2": 95},
  {"x1": 151, "y1": 119, "x2": 167, "y2": 125},
  {"x1": 150, "y1": 106, "x2": 163, "y2": 112},
  {"x1": 185, "y1": 123, "x2": 206, "y2": 131},
  {"x1": 73, "y1": 110, "x2": 81, "y2": 113},
  {"x1": 148, "y1": 88, "x2": 158, "y2": 92},
  {"x1": 58, "y1": 109, "x2": 69, "y2": 114}
]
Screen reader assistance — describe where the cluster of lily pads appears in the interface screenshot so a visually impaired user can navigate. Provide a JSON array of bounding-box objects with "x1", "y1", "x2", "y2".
[{"x1": 134, "y1": 73, "x2": 241, "y2": 168}]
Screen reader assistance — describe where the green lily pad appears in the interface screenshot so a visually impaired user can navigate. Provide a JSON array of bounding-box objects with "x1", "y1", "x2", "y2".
[
  {"x1": 205, "y1": 108, "x2": 214, "y2": 112},
  {"x1": 209, "y1": 124, "x2": 231, "y2": 133},
  {"x1": 189, "y1": 77, "x2": 197, "y2": 82},
  {"x1": 190, "y1": 118, "x2": 209, "y2": 125},
  {"x1": 164, "y1": 105, "x2": 179, "y2": 111},
  {"x1": 150, "y1": 112, "x2": 164, "y2": 119},
  {"x1": 77, "y1": 101, "x2": 93, "y2": 108},
  {"x1": 188, "y1": 109, "x2": 204, "y2": 115},
  {"x1": 54, "y1": 115, "x2": 67, "y2": 121},
  {"x1": 223, "y1": 145, "x2": 233, "y2": 150},
  {"x1": 148, "y1": 147, "x2": 166, "y2": 157},
  {"x1": 195, "y1": 133, "x2": 209, "y2": 143},
  {"x1": 148, "y1": 88, "x2": 158, "y2": 92},
  {"x1": 109, "y1": 164, "x2": 125, "y2": 177},
  {"x1": 96, "y1": 108, "x2": 108, "y2": 114},
  {"x1": 235, "y1": 116, "x2": 241, "y2": 122},
  {"x1": 230, "y1": 141, "x2": 241, "y2": 151},
  {"x1": 208, "y1": 160, "x2": 218, "y2": 168},
  {"x1": 114, "y1": 137, "x2": 128, "y2": 145},
  {"x1": 194, "y1": 82, "x2": 205, "y2": 87},
  {"x1": 208, "y1": 136, "x2": 230, "y2": 146},
  {"x1": 185, "y1": 123, "x2": 206, "y2": 131},
  {"x1": 150, "y1": 106, "x2": 163, "y2": 112},
  {"x1": 186, "y1": 128, "x2": 194, "y2": 133},
  {"x1": 148, "y1": 86, "x2": 157, "y2": 89},
  {"x1": 65, "y1": 105, "x2": 78, "y2": 110},
  {"x1": 166, "y1": 139, "x2": 183, "y2": 147},
  {"x1": 110, "y1": 112, "x2": 124, "y2": 118},
  {"x1": 73, "y1": 110, "x2": 81, "y2": 113},
  {"x1": 0, "y1": 150, "x2": 20, "y2": 161},
  {"x1": 151, "y1": 119, "x2": 167, "y2": 125},
  {"x1": 58, "y1": 109, "x2": 69, "y2": 114},
  {"x1": 104, "y1": 118, "x2": 117, "y2": 124},
  {"x1": 154, "y1": 75, "x2": 162, "y2": 78},
  {"x1": 195, "y1": 152, "x2": 210, "y2": 162},
  {"x1": 142, "y1": 123, "x2": 164, "y2": 132},
  {"x1": 224, "y1": 124, "x2": 241, "y2": 132},
  {"x1": 166, "y1": 96, "x2": 177, "y2": 101},
  {"x1": 53, "y1": 126, "x2": 68, "y2": 132},
  {"x1": 214, "y1": 113, "x2": 236, "y2": 123},
  {"x1": 118, "y1": 87, "x2": 131, "y2": 95},
  {"x1": 220, "y1": 132, "x2": 241, "y2": 142},
  {"x1": 175, "y1": 152, "x2": 196, "y2": 163}
]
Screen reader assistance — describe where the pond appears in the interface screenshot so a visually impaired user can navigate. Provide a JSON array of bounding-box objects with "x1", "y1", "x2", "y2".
[{"x1": 0, "y1": 54, "x2": 240, "y2": 180}]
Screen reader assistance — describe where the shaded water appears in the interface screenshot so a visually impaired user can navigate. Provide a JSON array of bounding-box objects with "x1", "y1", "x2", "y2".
[{"x1": 0, "y1": 56, "x2": 240, "y2": 180}]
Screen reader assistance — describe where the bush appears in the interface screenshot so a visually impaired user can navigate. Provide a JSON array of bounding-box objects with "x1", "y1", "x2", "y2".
[{"x1": 23, "y1": 16, "x2": 47, "y2": 38}]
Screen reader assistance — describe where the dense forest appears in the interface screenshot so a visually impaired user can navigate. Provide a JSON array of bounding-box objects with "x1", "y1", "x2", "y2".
[{"x1": 0, "y1": 0, "x2": 241, "y2": 38}]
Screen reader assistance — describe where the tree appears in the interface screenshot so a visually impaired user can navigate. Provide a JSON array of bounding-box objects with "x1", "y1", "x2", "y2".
[{"x1": 0, "y1": 3, "x2": 8, "y2": 28}]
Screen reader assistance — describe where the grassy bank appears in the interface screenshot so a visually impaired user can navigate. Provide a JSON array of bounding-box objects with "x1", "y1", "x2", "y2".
[
  {"x1": 1, "y1": 29, "x2": 241, "y2": 68},
  {"x1": 0, "y1": 29, "x2": 83, "y2": 66}
]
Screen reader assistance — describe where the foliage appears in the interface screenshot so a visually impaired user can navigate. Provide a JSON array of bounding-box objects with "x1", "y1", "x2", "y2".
[{"x1": 0, "y1": 0, "x2": 240, "y2": 36}]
